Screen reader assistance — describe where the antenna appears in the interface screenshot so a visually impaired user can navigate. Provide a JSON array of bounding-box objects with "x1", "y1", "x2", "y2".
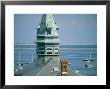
[
  {"x1": 90, "y1": 51, "x2": 91, "y2": 59},
  {"x1": 19, "y1": 52, "x2": 20, "y2": 64},
  {"x1": 32, "y1": 54, "x2": 34, "y2": 62}
]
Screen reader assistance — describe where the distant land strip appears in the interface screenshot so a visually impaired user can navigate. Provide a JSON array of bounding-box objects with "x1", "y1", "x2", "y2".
[{"x1": 14, "y1": 48, "x2": 97, "y2": 50}]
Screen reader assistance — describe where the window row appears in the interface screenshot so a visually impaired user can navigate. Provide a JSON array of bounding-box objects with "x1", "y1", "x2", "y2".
[{"x1": 37, "y1": 47, "x2": 59, "y2": 54}]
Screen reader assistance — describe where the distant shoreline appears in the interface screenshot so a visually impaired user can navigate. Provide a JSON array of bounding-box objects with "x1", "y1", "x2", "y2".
[
  {"x1": 60, "y1": 48, "x2": 97, "y2": 50},
  {"x1": 14, "y1": 44, "x2": 97, "y2": 51},
  {"x1": 14, "y1": 47, "x2": 97, "y2": 51},
  {"x1": 14, "y1": 44, "x2": 97, "y2": 48}
]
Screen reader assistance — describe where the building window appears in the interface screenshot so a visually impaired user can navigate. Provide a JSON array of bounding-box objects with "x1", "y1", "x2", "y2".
[
  {"x1": 38, "y1": 50, "x2": 45, "y2": 54},
  {"x1": 54, "y1": 47, "x2": 59, "y2": 54},
  {"x1": 47, "y1": 26, "x2": 52, "y2": 35},
  {"x1": 55, "y1": 52, "x2": 58, "y2": 54},
  {"x1": 47, "y1": 29, "x2": 51, "y2": 35},
  {"x1": 47, "y1": 52, "x2": 52, "y2": 54},
  {"x1": 38, "y1": 47, "x2": 45, "y2": 54},
  {"x1": 47, "y1": 48, "x2": 52, "y2": 50},
  {"x1": 39, "y1": 47, "x2": 44, "y2": 50},
  {"x1": 55, "y1": 48, "x2": 58, "y2": 50},
  {"x1": 55, "y1": 50, "x2": 59, "y2": 54}
]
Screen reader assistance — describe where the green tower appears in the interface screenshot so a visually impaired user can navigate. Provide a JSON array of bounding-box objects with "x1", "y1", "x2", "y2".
[{"x1": 36, "y1": 14, "x2": 60, "y2": 63}]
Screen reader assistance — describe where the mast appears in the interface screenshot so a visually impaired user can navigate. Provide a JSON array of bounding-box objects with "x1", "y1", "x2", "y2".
[
  {"x1": 18, "y1": 52, "x2": 20, "y2": 64},
  {"x1": 90, "y1": 52, "x2": 91, "y2": 59}
]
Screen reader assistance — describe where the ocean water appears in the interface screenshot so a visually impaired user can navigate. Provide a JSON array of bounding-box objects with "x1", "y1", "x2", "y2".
[{"x1": 14, "y1": 45, "x2": 97, "y2": 76}]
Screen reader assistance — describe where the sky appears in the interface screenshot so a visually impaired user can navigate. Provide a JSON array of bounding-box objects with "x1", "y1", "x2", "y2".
[{"x1": 14, "y1": 14, "x2": 97, "y2": 45}]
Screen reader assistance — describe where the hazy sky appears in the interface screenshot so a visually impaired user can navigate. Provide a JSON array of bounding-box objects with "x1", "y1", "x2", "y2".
[{"x1": 14, "y1": 14, "x2": 97, "y2": 45}]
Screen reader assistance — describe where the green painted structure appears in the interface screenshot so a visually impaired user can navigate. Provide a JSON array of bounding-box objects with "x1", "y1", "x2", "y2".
[
  {"x1": 36, "y1": 14, "x2": 60, "y2": 63},
  {"x1": 14, "y1": 14, "x2": 80, "y2": 76}
]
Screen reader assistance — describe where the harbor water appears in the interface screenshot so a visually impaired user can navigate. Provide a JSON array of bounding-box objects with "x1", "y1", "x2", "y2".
[{"x1": 14, "y1": 45, "x2": 97, "y2": 76}]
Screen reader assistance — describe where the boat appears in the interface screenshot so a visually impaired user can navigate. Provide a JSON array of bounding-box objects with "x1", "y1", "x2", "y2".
[
  {"x1": 14, "y1": 52, "x2": 24, "y2": 75},
  {"x1": 83, "y1": 64, "x2": 93, "y2": 68},
  {"x1": 14, "y1": 64, "x2": 24, "y2": 75},
  {"x1": 83, "y1": 52, "x2": 93, "y2": 62}
]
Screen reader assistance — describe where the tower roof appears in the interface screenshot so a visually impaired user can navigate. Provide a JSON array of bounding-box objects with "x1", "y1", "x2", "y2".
[
  {"x1": 36, "y1": 14, "x2": 60, "y2": 44},
  {"x1": 41, "y1": 14, "x2": 55, "y2": 27},
  {"x1": 36, "y1": 14, "x2": 59, "y2": 36}
]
